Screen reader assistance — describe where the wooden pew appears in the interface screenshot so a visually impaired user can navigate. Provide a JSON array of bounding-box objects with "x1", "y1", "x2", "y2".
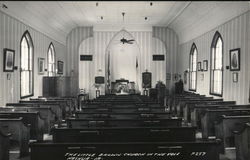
[
  {"x1": 0, "y1": 118, "x2": 30, "y2": 157},
  {"x1": 167, "y1": 93, "x2": 204, "y2": 110},
  {"x1": 214, "y1": 115, "x2": 250, "y2": 153},
  {"x1": 1, "y1": 106, "x2": 56, "y2": 133},
  {"x1": 80, "y1": 106, "x2": 167, "y2": 113},
  {"x1": 52, "y1": 126, "x2": 196, "y2": 143},
  {"x1": 89, "y1": 102, "x2": 160, "y2": 107},
  {"x1": 233, "y1": 122, "x2": 250, "y2": 160},
  {"x1": 0, "y1": 128, "x2": 11, "y2": 160},
  {"x1": 30, "y1": 140, "x2": 221, "y2": 160},
  {"x1": 74, "y1": 112, "x2": 171, "y2": 119},
  {"x1": 67, "y1": 117, "x2": 182, "y2": 128},
  {"x1": 175, "y1": 97, "x2": 216, "y2": 117},
  {"x1": 37, "y1": 96, "x2": 77, "y2": 110},
  {"x1": 183, "y1": 100, "x2": 236, "y2": 123},
  {"x1": 30, "y1": 98, "x2": 75, "y2": 116},
  {"x1": 191, "y1": 104, "x2": 250, "y2": 128},
  {"x1": 200, "y1": 108, "x2": 250, "y2": 138},
  {"x1": 20, "y1": 100, "x2": 66, "y2": 118},
  {"x1": 170, "y1": 95, "x2": 206, "y2": 113},
  {"x1": 82, "y1": 103, "x2": 162, "y2": 109},
  {"x1": 0, "y1": 111, "x2": 45, "y2": 140},
  {"x1": 8, "y1": 102, "x2": 63, "y2": 122}
]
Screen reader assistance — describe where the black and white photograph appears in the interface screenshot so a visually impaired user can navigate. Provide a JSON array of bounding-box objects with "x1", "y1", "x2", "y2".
[
  {"x1": 203, "y1": 60, "x2": 208, "y2": 71},
  {"x1": 3, "y1": 48, "x2": 15, "y2": 72},
  {"x1": 0, "y1": 1, "x2": 250, "y2": 160},
  {"x1": 57, "y1": 60, "x2": 63, "y2": 74},
  {"x1": 233, "y1": 72, "x2": 238, "y2": 83},
  {"x1": 197, "y1": 62, "x2": 202, "y2": 71},
  {"x1": 230, "y1": 48, "x2": 240, "y2": 71},
  {"x1": 38, "y1": 58, "x2": 45, "y2": 74}
]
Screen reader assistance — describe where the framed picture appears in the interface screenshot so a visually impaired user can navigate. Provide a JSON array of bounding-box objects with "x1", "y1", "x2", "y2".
[
  {"x1": 38, "y1": 58, "x2": 45, "y2": 74},
  {"x1": 3, "y1": 48, "x2": 15, "y2": 72},
  {"x1": 230, "y1": 48, "x2": 240, "y2": 71},
  {"x1": 57, "y1": 61, "x2": 63, "y2": 74},
  {"x1": 203, "y1": 60, "x2": 208, "y2": 71},
  {"x1": 197, "y1": 62, "x2": 202, "y2": 71},
  {"x1": 233, "y1": 72, "x2": 238, "y2": 83},
  {"x1": 142, "y1": 72, "x2": 152, "y2": 88}
]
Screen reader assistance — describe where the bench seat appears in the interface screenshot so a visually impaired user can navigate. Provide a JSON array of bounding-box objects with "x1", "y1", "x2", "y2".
[
  {"x1": 52, "y1": 126, "x2": 196, "y2": 143},
  {"x1": 30, "y1": 140, "x2": 221, "y2": 160}
]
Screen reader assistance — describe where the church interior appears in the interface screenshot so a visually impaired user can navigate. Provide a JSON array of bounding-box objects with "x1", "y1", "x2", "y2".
[{"x1": 0, "y1": 1, "x2": 250, "y2": 160}]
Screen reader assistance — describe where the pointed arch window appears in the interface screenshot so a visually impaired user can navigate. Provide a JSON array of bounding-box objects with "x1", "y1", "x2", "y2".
[
  {"x1": 189, "y1": 43, "x2": 197, "y2": 91},
  {"x1": 210, "y1": 31, "x2": 223, "y2": 96},
  {"x1": 47, "y1": 43, "x2": 55, "y2": 76},
  {"x1": 20, "y1": 31, "x2": 34, "y2": 98}
]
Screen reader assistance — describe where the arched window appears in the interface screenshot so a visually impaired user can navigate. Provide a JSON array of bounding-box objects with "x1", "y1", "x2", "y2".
[
  {"x1": 20, "y1": 31, "x2": 34, "y2": 98},
  {"x1": 47, "y1": 43, "x2": 55, "y2": 76},
  {"x1": 189, "y1": 43, "x2": 197, "y2": 91},
  {"x1": 210, "y1": 31, "x2": 223, "y2": 96}
]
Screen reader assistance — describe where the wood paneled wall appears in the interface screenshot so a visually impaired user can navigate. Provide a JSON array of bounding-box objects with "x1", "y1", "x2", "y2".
[
  {"x1": 0, "y1": 11, "x2": 67, "y2": 106},
  {"x1": 177, "y1": 11, "x2": 250, "y2": 104}
]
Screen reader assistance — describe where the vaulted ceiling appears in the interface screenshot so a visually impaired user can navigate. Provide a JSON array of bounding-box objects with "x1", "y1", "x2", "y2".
[{"x1": 0, "y1": 1, "x2": 249, "y2": 44}]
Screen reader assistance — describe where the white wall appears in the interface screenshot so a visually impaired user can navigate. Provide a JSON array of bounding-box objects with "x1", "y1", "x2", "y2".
[
  {"x1": 78, "y1": 37, "x2": 94, "y2": 97},
  {"x1": 177, "y1": 11, "x2": 250, "y2": 104},
  {"x1": 108, "y1": 30, "x2": 139, "y2": 83},
  {"x1": 0, "y1": 11, "x2": 67, "y2": 106},
  {"x1": 66, "y1": 27, "x2": 93, "y2": 96},
  {"x1": 71, "y1": 26, "x2": 178, "y2": 99},
  {"x1": 153, "y1": 27, "x2": 179, "y2": 93}
]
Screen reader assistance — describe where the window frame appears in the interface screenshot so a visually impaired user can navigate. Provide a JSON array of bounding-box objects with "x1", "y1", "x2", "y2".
[
  {"x1": 20, "y1": 30, "x2": 34, "y2": 99},
  {"x1": 47, "y1": 42, "x2": 56, "y2": 76},
  {"x1": 210, "y1": 31, "x2": 224, "y2": 97},
  {"x1": 189, "y1": 43, "x2": 198, "y2": 92}
]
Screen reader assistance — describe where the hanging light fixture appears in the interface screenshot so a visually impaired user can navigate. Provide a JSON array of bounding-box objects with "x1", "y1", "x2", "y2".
[{"x1": 120, "y1": 12, "x2": 135, "y2": 44}]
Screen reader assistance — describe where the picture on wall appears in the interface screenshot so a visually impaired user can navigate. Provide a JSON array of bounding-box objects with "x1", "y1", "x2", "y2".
[
  {"x1": 38, "y1": 58, "x2": 45, "y2": 74},
  {"x1": 203, "y1": 60, "x2": 208, "y2": 71},
  {"x1": 197, "y1": 62, "x2": 202, "y2": 71},
  {"x1": 142, "y1": 72, "x2": 152, "y2": 88},
  {"x1": 57, "y1": 60, "x2": 63, "y2": 74},
  {"x1": 230, "y1": 48, "x2": 240, "y2": 71},
  {"x1": 3, "y1": 48, "x2": 15, "y2": 72},
  {"x1": 233, "y1": 72, "x2": 238, "y2": 83}
]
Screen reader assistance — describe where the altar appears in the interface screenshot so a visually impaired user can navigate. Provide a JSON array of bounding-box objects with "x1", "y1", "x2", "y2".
[{"x1": 111, "y1": 78, "x2": 136, "y2": 94}]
